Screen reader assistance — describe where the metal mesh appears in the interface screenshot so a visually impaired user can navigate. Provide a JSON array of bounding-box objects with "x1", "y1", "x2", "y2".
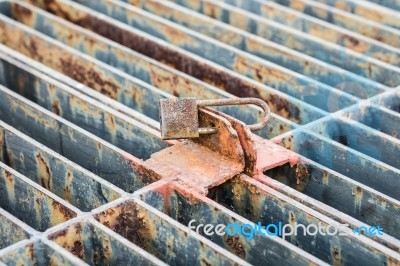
[{"x1": 0, "y1": 0, "x2": 398, "y2": 265}]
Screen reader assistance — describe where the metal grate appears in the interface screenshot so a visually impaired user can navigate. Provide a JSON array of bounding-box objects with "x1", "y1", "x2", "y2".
[{"x1": 0, "y1": 0, "x2": 398, "y2": 265}]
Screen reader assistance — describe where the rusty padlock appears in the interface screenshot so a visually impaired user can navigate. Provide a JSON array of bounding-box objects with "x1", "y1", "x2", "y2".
[{"x1": 159, "y1": 97, "x2": 271, "y2": 140}]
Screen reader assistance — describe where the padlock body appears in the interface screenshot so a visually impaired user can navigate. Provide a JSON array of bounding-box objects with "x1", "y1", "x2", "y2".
[{"x1": 159, "y1": 97, "x2": 199, "y2": 139}]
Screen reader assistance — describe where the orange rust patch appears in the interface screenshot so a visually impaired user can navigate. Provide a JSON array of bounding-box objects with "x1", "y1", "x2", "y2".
[{"x1": 35, "y1": 153, "x2": 53, "y2": 191}]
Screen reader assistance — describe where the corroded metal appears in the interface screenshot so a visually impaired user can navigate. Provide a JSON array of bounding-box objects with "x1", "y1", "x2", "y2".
[
  {"x1": 0, "y1": 0, "x2": 398, "y2": 264},
  {"x1": 18, "y1": 0, "x2": 327, "y2": 125},
  {"x1": 160, "y1": 97, "x2": 271, "y2": 139},
  {"x1": 0, "y1": 0, "x2": 296, "y2": 138}
]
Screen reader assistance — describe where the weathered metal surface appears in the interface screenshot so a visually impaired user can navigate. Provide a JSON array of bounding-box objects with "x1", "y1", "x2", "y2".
[
  {"x1": 0, "y1": 0, "x2": 398, "y2": 264},
  {"x1": 170, "y1": 0, "x2": 400, "y2": 87},
  {"x1": 0, "y1": 51, "x2": 168, "y2": 159},
  {"x1": 94, "y1": 197, "x2": 251, "y2": 265},
  {"x1": 45, "y1": 0, "x2": 362, "y2": 113},
  {"x1": 262, "y1": 159, "x2": 400, "y2": 241},
  {"x1": 196, "y1": 0, "x2": 400, "y2": 65},
  {"x1": 311, "y1": 0, "x2": 400, "y2": 30},
  {"x1": 344, "y1": 104, "x2": 400, "y2": 139},
  {"x1": 270, "y1": 0, "x2": 400, "y2": 48},
  {"x1": 0, "y1": 162, "x2": 78, "y2": 232},
  {"x1": 208, "y1": 175, "x2": 400, "y2": 265},
  {"x1": 0, "y1": 120, "x2": 122, "y2": 211},
  {"x1": 143, "y1": 107, "x2": 245, "y2": 194},
  {"x1": 0, "y1": 209, "x2": 32, "y2": 250},
  {"x1": 0, "y1": 239, "x2": 89, "y2": 266},
  {"x1": 309, "y1": 117, "x2": 400, "y2": 168},
  {"x1": 128, "y1": 0, "x2": 387, "y2": 99},
  {"x1": 3, "y1": 0, "x2": 294, "y2": 139},
  {"x1": 138, "y1": 181, "x2": 329, "y2": 265},
  {"x1": 277, "y1": 130, "x2": 400, "y2": 200},
  {"x1": 20, "y1": 0, "x2": 327, "y2": 125},
  {"x1": 48, "y1": 220, "x2": 167, "y2": 265},
  {"x1": 159, "y1": 97, "x2": 200, "y2": 139},
  {"x1": 0, "y1": 85, "x2": 159, "y2": 192}
]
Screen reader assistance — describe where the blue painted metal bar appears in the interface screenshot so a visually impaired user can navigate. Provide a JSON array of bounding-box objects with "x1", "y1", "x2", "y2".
[
  {"x1": 269, "y1": 0, "x2": 400, "y2": 48},
  {"x1": 2, "y1": 0, "x2": 294, "y2": 138},
  {"x1": 127, "y1": 0, "x2": 386, "y2": 100},
  {"x1": 312, "y1": 0, "x2": 400, "y2": 30},
  {"x1": 18, "y1": 0, "x2": 328, "y2": 125},
  {"x1": 138, "y1": 181, "x2": 329, "y2": 265},
  {"x1": 0, "y1": 162, "x2": 79, "y2": 232},
  {"x1": 0, "y1": 85, "x2": 159, "y2": 192},
  {"x1": 278, "y1": 130, "x2": 400, "y2": 200},
  {"x1": 169, "y1": 0, "x2": 400, "y2": 87},
  {"x1": 213, "y1": 0, "x2": 400, "y2": 64},
  {"x1": 61, "y1": 0, "x2": 360, "y2": 112}
]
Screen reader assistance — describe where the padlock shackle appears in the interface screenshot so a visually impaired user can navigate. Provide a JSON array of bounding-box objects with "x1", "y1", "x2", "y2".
[{"x1": 197, "y1": 98, "x2": 271, "y2": 131}]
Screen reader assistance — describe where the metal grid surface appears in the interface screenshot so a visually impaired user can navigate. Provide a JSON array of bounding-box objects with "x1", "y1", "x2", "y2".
[{"x1": 0, "y1": 0, "x2": 398, "y2": 265}]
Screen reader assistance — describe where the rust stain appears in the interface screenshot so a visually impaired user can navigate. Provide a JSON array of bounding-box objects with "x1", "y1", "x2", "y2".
[
  {"x1": 341, "y1": 35, "x2": 368, "y2": 54},
  {"x1": 225, "y1": 235, "x2": 246, "y2": 258},
  {"x1": 35, "y1": 153, "x2": 53, "y2": 191},
  {"x1": 153, "y1": 182, "x2": 175, "y2": 215},
  {"x1": 331, "y1": 246, "x2": 343, "y2": 266},
  {"x1": 63, "y1": 172, "x2": 73, "y2": 203},
  {"x1": 50, "y1": 199, "x2": 76, "y2": 225},
  {"x1": 95, "y1": 201, "x2": 154, "y2": 249},
  {"x1": 52, "y1": 99, "x2": 61, "y2": 116},
  {"x1": 11, "y1": 3, "x2": 34, "y2": 26},
  {"x1": 50, "y1": 223, "x2": 84, "y2": 258},
  {"x1": 58, "y1": 57, "x2": 119, "y2": 99}
]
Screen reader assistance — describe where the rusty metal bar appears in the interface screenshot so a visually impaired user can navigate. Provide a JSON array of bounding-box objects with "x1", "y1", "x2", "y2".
[
  {"x1": 0, "y1": 120, "x2": 122, "y2": 211},
  {"x1": 0, "y1": 0, "x2": 397, "y2": 264},
  {"x1": 0, "y1": 1, "x2": 299, "y2": 137},
  {"x1": 51, "y1": 0, "x2": 361, "y2": 113},
  {"x1": 0, "y1": 51, "x2": 168, "y2": 159},
  {"x1": 17, "y1": 0, "x2": 327, "y2": 125},
  {"x1": 269, "y1": 0, "x2": 400, "y2": 48},
  {"x1": 0, "y1": 162, "x2": 79, "y2": 232},
  {"x1": 128, "y1": 0, "x2": 387, "y2": 99},
  {"x1": 0, "y1": 239, "x2": 89, "y2": 266},
  {"x1": 0, "y1": 209, "x2": 32, "y2": 250},
  {"x1": 276, "y1": 130, "x2": 400, "y2": 200},
  {"x1": 311, "y1": 0, "x2": 400, "y2": 29},
  {"x1": 202, "y1": 0, "x2": 400, "y2": 64},
  {"x1": 93, "y1": 197, "x2": 252, "y2": 265},
  {"x1": 46, "y1": 220, "x2": 168, "y2": 265},
  {"x1": 209, "y1": 175, "x2": 400, "y2": 265},
  {"x1": 137, "y1": 181, "x2": 329, "y2": 265},
  {"x1": 168, "y1": 0, "x2": 400, "y2": 87},
  {"x1": 0, "y1": 85, "x2": 158, "y2": 192},
  {"x1": 262, "y1": 157, "x2": 400, "y2": 241}
]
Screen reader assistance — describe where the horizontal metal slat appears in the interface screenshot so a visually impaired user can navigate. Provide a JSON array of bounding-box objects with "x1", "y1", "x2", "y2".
[
  {"x1": 129, "y1": 0, "x2": 386, "y2": 100},
  {"x1": 6, "y1": 0, "x2": 293, "y2": 138},
  {"x1": 21, "y1": 0, "x2": 326, "y2": 124},
  {"x1": 270, "y1": 0, "x2": 400, "y2": 48},
  {"x1": 312, "y1": 0, "x2": 400, "y2": 29},
  {"x1": 0, "y1": 163, "x2": 79, "y2": 232},
  {"x1": 93, "y1": 195, "x2": 252, "y2": 265},
  {"x1": 0, "y1": 120, "x2": 122, "y2": 211},
  {"x1": 208, "y1": 175, "x2": 400, "y2": 265},
  {"x1": 63, "y1": 0, "x2": 360, "y2": 113},
  {"x1": 0, "y1": 85, "x2": 157, "y2": 192},
  {"x1": 138, "y1": 181, "x2": 329, "y2": 265},
  {"x1": 47, "y1": 220, "x2": 168, "y2": 265},
  {"x1": 278, "y1": 130, "x2": 400, "y2": 200},
  {"x1": 171, "y1": 0, "x2": 400, "y2": 87},
  {"x1": 218, "y1": 0, "x2": 400, "y2": 63}
]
